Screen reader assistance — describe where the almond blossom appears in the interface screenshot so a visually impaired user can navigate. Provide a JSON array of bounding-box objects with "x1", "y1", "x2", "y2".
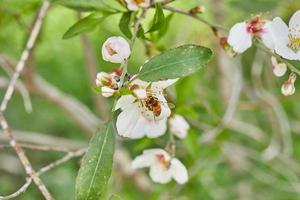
[
  {"x1": 270, "y1": 10, "x2": 300, "y2": 60},
  {"x1": 132, "y1": 148, "x2": 188, "y2": 184},
  {"x1": 115, "y1": 79, "x2": 177, "y2": 139},
  {"x1": 281, "y1": 73, "x2": 297, "y2": 96},
  {"x1": 102, "y1": 36, "x2": 131, "y2": 63},
  {"x1": 227, "y1": 16, "x2": 274, "y2": 53},
  {"x1": 125, "y1": 0, "x2": 150, "y2": 11},
  {"x1": 168, "y1": 114, "x2": 190, "y2": 139},
  {"x1": 271, "y1": 56, "x2": 287, "y2": 77},
  {"x1": 95, "y1": 70, "x2": 121, "y2": 97}
]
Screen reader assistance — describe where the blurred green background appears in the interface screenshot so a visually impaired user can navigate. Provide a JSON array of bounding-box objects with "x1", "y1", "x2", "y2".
[{"x1": 1, "y1": 0, "x2": 300, "y2": 199}]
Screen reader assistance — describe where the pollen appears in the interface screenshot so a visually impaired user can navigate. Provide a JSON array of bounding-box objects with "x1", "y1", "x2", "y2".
[
  {"x1": 288, "y1": 34, "x2": 300, "y2": 51},
  {"x1": 134, "y1": 0, "x2": 145, "y2": 4},
  {"x1": 156, "y1": 154, "x2": 170, "y2": 169}
]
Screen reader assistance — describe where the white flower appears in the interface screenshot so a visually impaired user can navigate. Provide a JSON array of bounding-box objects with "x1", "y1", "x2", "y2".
[
  {"x1": 132, "y1": 148, "x2": 188, "y2": 184},
  {"x1": 270, "y1": 10, "x2": 300, "y2": 60},
  {"x1": 271, "y1": 56, "x2": 287, "y2": 77},
  {"x1": 168, "y1": 115, "x2": 190, "y2": 139},
  {"x1": 228, "y1": 16, "x2": 275, "y2": 53},
  {"x1": 115, "y1": 79, "x2": 177, "y2": 139},
  {"x1": 281, "y1": 73, "x2": 297, "y2": 96},
  {"x1": 125, "y1": 0, "x2": 150, "y2": 11},
  {"x1": 102, "y1": 36, "x2": 131, "y2": 63},
  {"x1": 95, "y1": 70, "x2": 121, "y2": 97}
]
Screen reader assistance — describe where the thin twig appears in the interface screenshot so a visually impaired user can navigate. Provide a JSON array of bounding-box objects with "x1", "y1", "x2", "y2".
[
  {"x1": 0, "y1": 114, "x2": 54, "y2": 200},
  {"x1": 119, "y1": 9, "x2": 147, "y2": 88},
  {"x1": 0, "y1": 148, "x2": 87, "y2": 200},
  {"x1": 162, "y1": 5, "x2": 228, "y2": 31},
  {"x1": 0, "y1": 1, "x2": 50, "y2": 112}
]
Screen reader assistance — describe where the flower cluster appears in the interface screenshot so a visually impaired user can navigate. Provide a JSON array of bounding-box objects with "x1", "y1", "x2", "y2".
[
  {"x1": 227, "y1": 10, "x2": 300, "y2": 96},
  {"x1": 96, "y1": 36, "x2": 190, "y2": 184}
]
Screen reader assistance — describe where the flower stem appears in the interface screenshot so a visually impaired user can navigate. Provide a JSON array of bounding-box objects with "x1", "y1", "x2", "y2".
[{"x1": 118, "y1": 9, "x2": 148, "y2": 88}]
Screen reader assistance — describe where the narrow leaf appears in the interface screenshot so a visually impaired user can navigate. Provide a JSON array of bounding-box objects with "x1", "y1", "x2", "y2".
[
  {"x1": 63, "y1": 13, "x2": 107, "y2": 39},
  {"x1": 138, "y1": 44, "x2": 213, "y2": 81},
  {"x1": 51, "y1": 0, "x2": 121, "y2": 11},
  {"x1": 75, "y1": 122, "x2": 115, "y2": 200},
  {"x1": 119, "y1": 12, "x2": 132, "y2": 39},
  {"x1": 147, "y1": 3, "x2": 165, "y2": 33}
]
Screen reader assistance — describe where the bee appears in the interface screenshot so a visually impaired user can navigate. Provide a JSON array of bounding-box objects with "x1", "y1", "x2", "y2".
[
  {"x1": 145, "y1": 95, "x2": 161, "y2": 117},
  {"x1": 142, "y1": 84, "x2": 175, "y2": 117}
]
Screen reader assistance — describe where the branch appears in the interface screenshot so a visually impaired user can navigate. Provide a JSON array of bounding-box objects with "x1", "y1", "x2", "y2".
[
  {"x1": 0, "y1": 148, "x2": 87, "y2": 200},
  {"x1": 0, "y1": 1, "x2": 50, "y2": 112},
  {"x1": 0, "y1": 114, "x2": 54, "y2": 200}
]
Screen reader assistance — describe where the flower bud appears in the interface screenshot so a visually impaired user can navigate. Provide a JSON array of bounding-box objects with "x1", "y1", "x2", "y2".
[
  {"x1": 281, "y1": 73, "x2": 297, "y2": 96},
  {"x1": 125, "y1": 0, "x2": 150, "y2": 11},
  {"x1": 189, "y1": 5, "x2": 205, "y2": 15},
  {"x1": 168, "y1": 114, "x2": 190, "y2": 139},
  {"x1": 271, "y1": 56, "x2": 287, "y2": 77},
  {"x1": 95, "y1": 72, "x2": 111, "y2": 87},
  {"x1": 102, "y1": 36, "x2": 131, "y2": 63},
  {"x1": 101, "y1": 87, "x2": 116, "y2": 97}
]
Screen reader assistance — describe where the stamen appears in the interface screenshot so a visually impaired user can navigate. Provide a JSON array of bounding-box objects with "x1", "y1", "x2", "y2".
[
  {"x1": 246, "y1": 16, "x2": 265, "y2": 36},
  {"x1": 156, "y1": 154, "x2": 170, "y2": 169},
  {"x1": 134, "y1": 0, "x2": 145, "y2": 4},
  {"x1": 288, "y1": 34, "x2": 300, "y2": 52}
]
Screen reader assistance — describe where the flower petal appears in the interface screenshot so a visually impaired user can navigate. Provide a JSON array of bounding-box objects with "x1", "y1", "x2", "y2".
[
  {"x1": 129, "y1": 116, "x2": 149, "y2": 139},
  {"x1": 152, "y1": 79, "x2": 178, "y2": 90},
  {"x1": 116, "y1": 103, "x2": 140, "y2": 138},
  {"x1": 149, "y1": 164, "x2": 172, "y2": 184},
  {"x1": 101, "y1": 86, "x2": 115, "y2": 97},
  {"x1": 227, "y1": 22, "x2": 252, "y2": 53},
  {"x1": 169, "y1": 115, "x2": 190, "y2": 139},
  {"x1": 270, "y1": 17, "x2": 289, "y2": 46},
  {"x1": 145, "y1": 118, "x2": 167, "y2": 138},
  {"x1": 289, "y1": 10, "x2": 300, "y2": 30},
  {"x1": 261, "y1": 21, "x2": 275, "y2": 51},
  {"x1": 170, "y1": 158, "x2": 188, "y2": 184},
  {"x1": 115, "y1": 95, "x2": 136, "y2": 111},
  {"x1": 132, "y1": 153, "x2": 155, "y2": 169},
  {"x1": 102, "y1": 36, "x2": 131, "y2": 63}
]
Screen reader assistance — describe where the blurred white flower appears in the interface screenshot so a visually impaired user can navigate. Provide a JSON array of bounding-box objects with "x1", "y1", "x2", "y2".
[
  {"x1": 125, "y1": 0, "x2": 150, "y2": 11},
  {"x1": 102, "y1": 36, "x2": 131, "y2": 63},
  {"x1": 115, "y1": 79, "x2": 177, "y2": 139},
  {"x1": 281, "y1": 73, "x2": 297, "y2": 96},
  {"x1": 95, "y1": 70, "x2": 121, "y2": 97},
  {"x1": 132, "y1": 148, "x2": 188, "y2": 184},
  {"x1": 168, "y1": 114, "x2": 190, "y2": 139},
  {"x1": 228, "y1": 16, "x2": 274, "y2": 53},
  {"x1": 271, "y1": 56, "x2": 287, "y2": 77},
  {"x1": 270, "y1": 10, "x2": 300, "y2": 60}
]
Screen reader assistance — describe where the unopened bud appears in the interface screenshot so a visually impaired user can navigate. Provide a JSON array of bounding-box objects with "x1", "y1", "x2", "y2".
[
  {"x1": 96, "y1": 72, "x2": 111, "y2": 87},
  {"x1": 271, "y1": 56, "x2": 287, "y2": 77},
  {"x1": 281, "y1": 73, "x2": 297, "y2": 96},
  {"x1": 189, "y1": 5, "x2": 205, "y2": 15},
  {"x1": 102, "y1": 36, "x2": 131, "y2": 63}
]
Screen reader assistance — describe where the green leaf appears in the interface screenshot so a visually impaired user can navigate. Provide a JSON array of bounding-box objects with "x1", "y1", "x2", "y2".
[
  {"x1": 63, "y1": 13, "x2": 107, "y2": 39},
  {"x1": 137, "y1": 27, "x2": 146, "y2": 39},
  {"x1": 51, "y1": 0, "x2": 121, "y2": 11},
  {"x1": 147, "y1": 3, "x2": 165, "y2": 33},
  {"x1": 75, "y1": 122, "x2": 116, "y2": 200},
  {"x1": 138, "y1": 44, "x2": 213, "y2": 81},
  {"x1": 119, "y1": 12, "x2": 132, "y2": 39},
  {"x1": 157, "y1": 13, "x2": 173, "y2": 38}
]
